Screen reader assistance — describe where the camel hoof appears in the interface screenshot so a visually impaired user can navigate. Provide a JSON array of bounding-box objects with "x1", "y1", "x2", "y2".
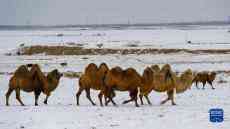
[
  {"x1": 122, "y1": 101, "x2": 128, "y2": 104},
  {"x1": 160, "y1": 102, "x2": 165, "y2": 105},
  {"x1": 35, "y1": 104, "x2": 38, "y2": 106},
  {"x1": 92, "y1": 103, "x2": 96, "y2": 106},
  {"x1": 136, "y1": 105, "x2": 140, "y2": 107},
  {"x1": 172, "y1": 103, "x2": 176, "y2": 106}
]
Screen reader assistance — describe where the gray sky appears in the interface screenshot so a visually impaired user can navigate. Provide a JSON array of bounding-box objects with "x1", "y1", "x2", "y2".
[{"x1": 0, "y1": 0, "x2": 230, "y2": 25}]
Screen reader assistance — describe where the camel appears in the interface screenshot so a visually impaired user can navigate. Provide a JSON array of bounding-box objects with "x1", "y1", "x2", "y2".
[
  {"x1": 103, "y1": 66, "x2": 142, "y2": 107},
  {"x1": 5, "y1": 64, "x2": 62, "y2": 106},
  {"x1": 139, "y1": 64, "x2": 176, "y2": 105},
  {"x1": 140, "y1": 64, "x2": 193, "y2": 105},
  {"x1": 76, "y1": 63, "x2": 114, "y2": 106},
  {"x1": 6, "y1": 64, "x2": 49, "y2": 106},
  {"x1": 193, "y1": 71, "x2": 216, "y2": 89}
]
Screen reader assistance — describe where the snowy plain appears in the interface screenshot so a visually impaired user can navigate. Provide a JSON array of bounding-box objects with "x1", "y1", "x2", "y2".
[{"x1": 0, "y1": 25, "x2": 230, "y2": 129}]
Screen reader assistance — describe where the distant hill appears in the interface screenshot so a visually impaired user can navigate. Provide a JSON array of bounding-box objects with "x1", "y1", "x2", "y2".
[{"x1": 0, "y1": 21, "x2": 229, "y2": 30}]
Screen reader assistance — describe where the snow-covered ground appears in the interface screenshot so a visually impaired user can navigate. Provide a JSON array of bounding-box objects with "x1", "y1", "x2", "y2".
[
  {"x1": 0, "y1": 25, "x2": 230, "y2": 129},
  {"x1": 0, "y1": 25, "x2": 230, "y2": 53},
  {"x1": 0, "y1": 74, "x2": 229, "y2": 129}
]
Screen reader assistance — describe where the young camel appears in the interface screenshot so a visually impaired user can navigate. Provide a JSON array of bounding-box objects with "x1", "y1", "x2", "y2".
[{"x1": 193, "y1": 71, "x2": 216, "y2": 89}]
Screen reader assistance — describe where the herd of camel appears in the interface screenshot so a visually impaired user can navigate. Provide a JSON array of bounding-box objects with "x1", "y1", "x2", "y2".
[{"x1": 5, "y1": 63, "x2": 216, "y2": 107}]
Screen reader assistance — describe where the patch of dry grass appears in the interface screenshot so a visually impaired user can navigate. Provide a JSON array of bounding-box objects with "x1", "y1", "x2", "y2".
[{"x1": 16, "y1": 45, "x2": 230, "y2": 56}]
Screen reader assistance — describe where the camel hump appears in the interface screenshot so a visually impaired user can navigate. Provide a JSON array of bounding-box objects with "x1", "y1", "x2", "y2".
[
  {"x1": 142, "y1": 67, "x2": 154, "y2": 83},
  {"x1": 125, "y1": 68, "x2": 136, "y2": 74},
  {"x1": 151, "y1": 65, "x2": 160, "y2": 72},
  {"x1": 110, "y1": 66, "x2": 123, "y2": 75},
  {"x1": 99, "y1": 62, "x2": 108, "y2": 69},
  {"x1": 98, "y1": 62, "x2": 109, "y2": 73},
  {"x1": 85, "y1": 63, "x2": 98, "y2": 75},
  {"x1": 14, "y1": 65, "x2": 30, "y2": 77},
  {"x1": 161, "y1": 64, "x2": 171, "y2": 72}
]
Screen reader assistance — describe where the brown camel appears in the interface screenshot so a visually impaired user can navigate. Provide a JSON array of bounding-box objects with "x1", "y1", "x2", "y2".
[
  {"x1": 103, "y1": 66, "x2": 142, "y2": 107},
  {"x1": 6, "y1": 64, "x2": 62, "y2": 106},
  {"x1": 193, "y1": 71, "x2": 216, "y2": 89},
  {"x1": 76, "y1": 63, "x2": 114, "y2": 106},
  {"x1": 6, "y1": 64, "x2": 49, "y2": 106}
]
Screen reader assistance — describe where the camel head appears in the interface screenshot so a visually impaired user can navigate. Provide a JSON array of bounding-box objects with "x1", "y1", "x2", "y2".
[
  {"x1": 210, "y1": 71, "x2": 217, "y2": 77},
  {"x1": 48, "y1": 69, "x2": 63, "y2": 81}
]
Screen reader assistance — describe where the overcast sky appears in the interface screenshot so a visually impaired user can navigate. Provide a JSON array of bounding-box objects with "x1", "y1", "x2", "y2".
[{"x1": 0, "y1": 0, "x2": 230, "y2": 25}]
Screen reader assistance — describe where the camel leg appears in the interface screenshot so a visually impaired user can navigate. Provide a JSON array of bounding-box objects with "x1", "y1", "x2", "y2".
[
  {"x1": 195, "y1": 81, "x2": 199, "y2": 89},
  {"x1": 5, "y1": 88, "x2": 14, "y2": 106},
  {"x1": 44, "y1": 95, "x2": 49, "y2": 105},
  {"x1": 139, "y1": 94, "x2": 144, "y2": 105},
  {"x1": 202, "y1": 81, "x2": 206, "y2": 90},
  {"x1": 76, "y1": 87, "x2": 83, "y2": 106},
  {"x1": 105, "y1": 89, "x2": 116, "y2": 105},
  {"x1": 15, "y1": 88, "x2": 25, "y2": 106},
  {"x1": 123, "y1": 89, "x2": 139, "y2": 107},
  {"x1": 122, "y1": 92, "x2": 135, "y2": 104},
  {"x1": 34, "y1": 90, "x2": 41, "y2": 106},
  {"x1": 98, "y1": 91, "x2": 104, "y2": 106},
  {"x1": 208, "y1": 81, "x2": 215, "y2": 90},
  {"x1": 160, "y1": 97, "x2": 170, "y2": 105},
  {"x1": 108, "y1": 96, "x2": 117, "y2": 106},
  {"x1": 85, "y1": 88, "x2": 96, "y2": 106},
  {"x1": 105, "y1": 87, "x2": 117, "y2": 106},
  {"x1": 168, "y1": 90, "x2": 176, "y2": 105},
  {"x1": 144, "y1": 95, "x2": 152, "y2": 105},
  {"x1": 160, "y1": 90, "x2": 174, "y2": 105}
]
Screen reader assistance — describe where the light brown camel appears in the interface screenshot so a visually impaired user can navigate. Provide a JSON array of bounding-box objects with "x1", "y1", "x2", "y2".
[{"x1": 76, "y1": 63, "x2": 115, "y2": 106}]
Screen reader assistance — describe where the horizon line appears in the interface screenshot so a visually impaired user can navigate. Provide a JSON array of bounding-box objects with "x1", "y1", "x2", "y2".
[{"x1": 0, "y1": 20, "x2": 229, "y2": 28}]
